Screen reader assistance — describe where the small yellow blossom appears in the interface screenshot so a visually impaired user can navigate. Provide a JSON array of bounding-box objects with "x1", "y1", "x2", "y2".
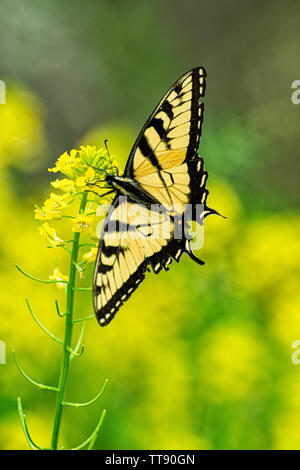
[
  {"x1": 38, "y1": 223, "x2": 64, "y2": 247},
  {"x1": 48, "y1": 150, "x2": 82, "y2": 178},
  {"x1": 72, "y1": 210, "x2": 94, "y2": 233},
  {"x1": 49, "y1": 268, "x2": 69, "y2": 289},
  {"x1": 48, "y1": 145, "x2": 115, "y2": 182},
  {"x1": 82, "y1": 247, "x2": 98, "y2": 263},
  {"x1": 50, "y1": 178, "x2": 75, "y2": 193},
  {"x1": 34, "y1": 206, "x2": 62, "y2": 220},
  {"x1": 76, "y1": 167, "x2": 97, "y2": 188},
  {"x1": 44, "y1": 192, "x2": 72, "y2": 210},
  {"x1": 34, "y1": 192, "x2": 73, "y2": 220}
]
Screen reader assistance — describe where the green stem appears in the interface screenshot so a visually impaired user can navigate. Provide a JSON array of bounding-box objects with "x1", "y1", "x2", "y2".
[{"x1": 50, "y1": 192, "x2": 88, "y2": 450}]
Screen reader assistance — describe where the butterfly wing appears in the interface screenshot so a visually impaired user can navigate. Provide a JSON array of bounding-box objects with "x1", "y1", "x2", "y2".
[
  {"x1": 124, "y1": 66, "x2": 206, "y2": 177},
  {"x1": 124, "y1": 67, "x2": 209, "y2": 217},
  {"x1": 93, "y1": 196, "x2": 189, "y2": 326}
]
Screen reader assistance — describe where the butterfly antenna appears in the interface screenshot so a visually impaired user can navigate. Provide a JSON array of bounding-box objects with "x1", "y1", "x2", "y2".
[
  {"x1": 86, "y1": 162, "x2": 107, "y2": 175},
  {"x1": 104, "y1": 139, "x2": 113, "y2": 171}
]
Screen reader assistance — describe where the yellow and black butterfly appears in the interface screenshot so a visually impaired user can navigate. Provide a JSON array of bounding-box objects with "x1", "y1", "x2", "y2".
[{"x1": 93, "y1": 66, "x2": 218, "y2": 326}]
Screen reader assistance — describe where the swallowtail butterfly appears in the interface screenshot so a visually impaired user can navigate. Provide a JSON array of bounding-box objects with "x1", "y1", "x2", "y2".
[{"x1": 93, "y1": 67, "x2": 218, "y2": 326}]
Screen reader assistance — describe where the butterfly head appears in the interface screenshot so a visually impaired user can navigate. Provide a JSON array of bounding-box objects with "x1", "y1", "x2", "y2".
[
  {"x1": 104, "y1": 173, "x2": 113, "y2": 186},
  {"x1": 105, "y1": 172, "x2": 122, "y2": 188}
]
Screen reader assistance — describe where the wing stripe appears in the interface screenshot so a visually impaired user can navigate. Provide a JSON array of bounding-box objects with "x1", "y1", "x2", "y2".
[
  {"x1": 171, "y1": 97, "x2": 192, "y2": 107},
  {"x1": 138, "y1": 135, "x2": 163, "y2": 170},
  {"x1": 101, "y1": 244, "x2": 120, "y2": 256},
  {"x1": 151, "y1": 117, "x2": 168, "y2": 139},
  {"x1": 160, "y1": 100, "x2": 174, "y2": 120}
]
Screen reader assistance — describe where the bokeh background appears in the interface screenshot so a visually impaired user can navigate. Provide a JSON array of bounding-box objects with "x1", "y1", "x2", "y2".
[{"x1": 0, "y1": 0, "x2": 300, "y2": 450}]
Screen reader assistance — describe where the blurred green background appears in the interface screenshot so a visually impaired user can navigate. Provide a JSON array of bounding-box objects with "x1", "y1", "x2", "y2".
[{"x1": 0, "y1": 0, "x2": 300, "y2": 450}]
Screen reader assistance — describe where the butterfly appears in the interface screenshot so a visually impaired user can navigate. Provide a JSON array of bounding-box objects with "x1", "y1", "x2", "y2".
[{"x1": 93, "y1": 66, "x2": 218, "y2": 326}]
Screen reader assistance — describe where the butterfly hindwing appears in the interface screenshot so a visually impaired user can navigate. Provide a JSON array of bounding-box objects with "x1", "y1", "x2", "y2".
[{"x1": 93, "y1": 196, "x2": 187, "y2": 326}]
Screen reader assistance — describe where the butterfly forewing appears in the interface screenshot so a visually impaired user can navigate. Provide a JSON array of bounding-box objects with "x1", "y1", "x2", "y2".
[
  {"x1": 124, "y1": 67, "x2": 206, "y2": 178},
  {"x1": 124, "y1": 67, "x2": 207, "y2": 216}
]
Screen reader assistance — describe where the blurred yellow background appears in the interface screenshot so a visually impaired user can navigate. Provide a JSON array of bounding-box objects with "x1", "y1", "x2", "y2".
[{"x1": 0, "y1": 0, "x2": 300, "y2": 450}]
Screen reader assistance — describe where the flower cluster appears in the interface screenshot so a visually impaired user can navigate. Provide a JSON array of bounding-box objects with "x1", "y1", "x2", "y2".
[
  {"x1": 35, "y1": 145, "x2": 117, "y2": 285},
  {"x1": 34, "y1": 193, "x2": 73, "y2": 220}
]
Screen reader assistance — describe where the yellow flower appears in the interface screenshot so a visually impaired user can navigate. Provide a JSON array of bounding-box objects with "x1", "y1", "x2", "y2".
[
  {"x1": 34, "y1": 192, "x2": 72, "y2": 220},
  {"x1": 48, "y1": 149, "x2": 82, "y2": 178},
  {"x1": 35, "y1": 144, "x2": 117, "y2": 231},
  {"x1": 46, "y1": 144, "x2": 118, "y2": 217},
  {"x1": 82, "y1": 247, "x2": 98, "y2": 263},
  {"x1": 34, "y1": 206, "x2": 62, "y2": 220},
  {"x1": 49, "y1": 268, "x2": 69, "y2": 289},
  {"x1": 50, "y1": 178, "x2": 75, "y2": 193},
  {"x1": 45, "y1": 192, "x2": 72, "y2": 210},
  {"x1": 72, "y1": 210, "x2": 94, "y2": 233},
  {"x1": 48, "y1": 145, "x2": 116, "y2": 183},
  {"x1": 76, "y1": 167, "x2": 97, "y2": 188},
  {"x1": 38, "y1": 223, "x2": 64, "y2": 247}
]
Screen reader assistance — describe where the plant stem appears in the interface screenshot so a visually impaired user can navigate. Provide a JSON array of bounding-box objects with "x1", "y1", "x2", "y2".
[{"x1": 51, "y1": 192, "x2": 88, "y2": 450}]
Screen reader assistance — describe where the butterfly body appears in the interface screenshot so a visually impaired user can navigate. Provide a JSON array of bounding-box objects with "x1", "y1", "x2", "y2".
[
  {"x1": 93, "y1": 66, "x2": 217, "y2": 326},
  {"x1": 105, "y1": 174, "x2": 159, "y2": 208}
]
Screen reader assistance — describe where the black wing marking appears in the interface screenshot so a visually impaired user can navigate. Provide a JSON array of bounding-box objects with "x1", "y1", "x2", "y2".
[{"x1": 124, "y1": 67, "x2": 206, "y2": 178}]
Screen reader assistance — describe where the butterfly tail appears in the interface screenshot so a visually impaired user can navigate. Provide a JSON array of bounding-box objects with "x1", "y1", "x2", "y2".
[{"x1": 185, "y1": 238, "x2": 205, "y2": 265}]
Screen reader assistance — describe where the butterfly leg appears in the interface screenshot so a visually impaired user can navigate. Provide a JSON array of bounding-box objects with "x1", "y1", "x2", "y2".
[{"x1": 85, "y1": 188, "x2": 115, "y2": 200}]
